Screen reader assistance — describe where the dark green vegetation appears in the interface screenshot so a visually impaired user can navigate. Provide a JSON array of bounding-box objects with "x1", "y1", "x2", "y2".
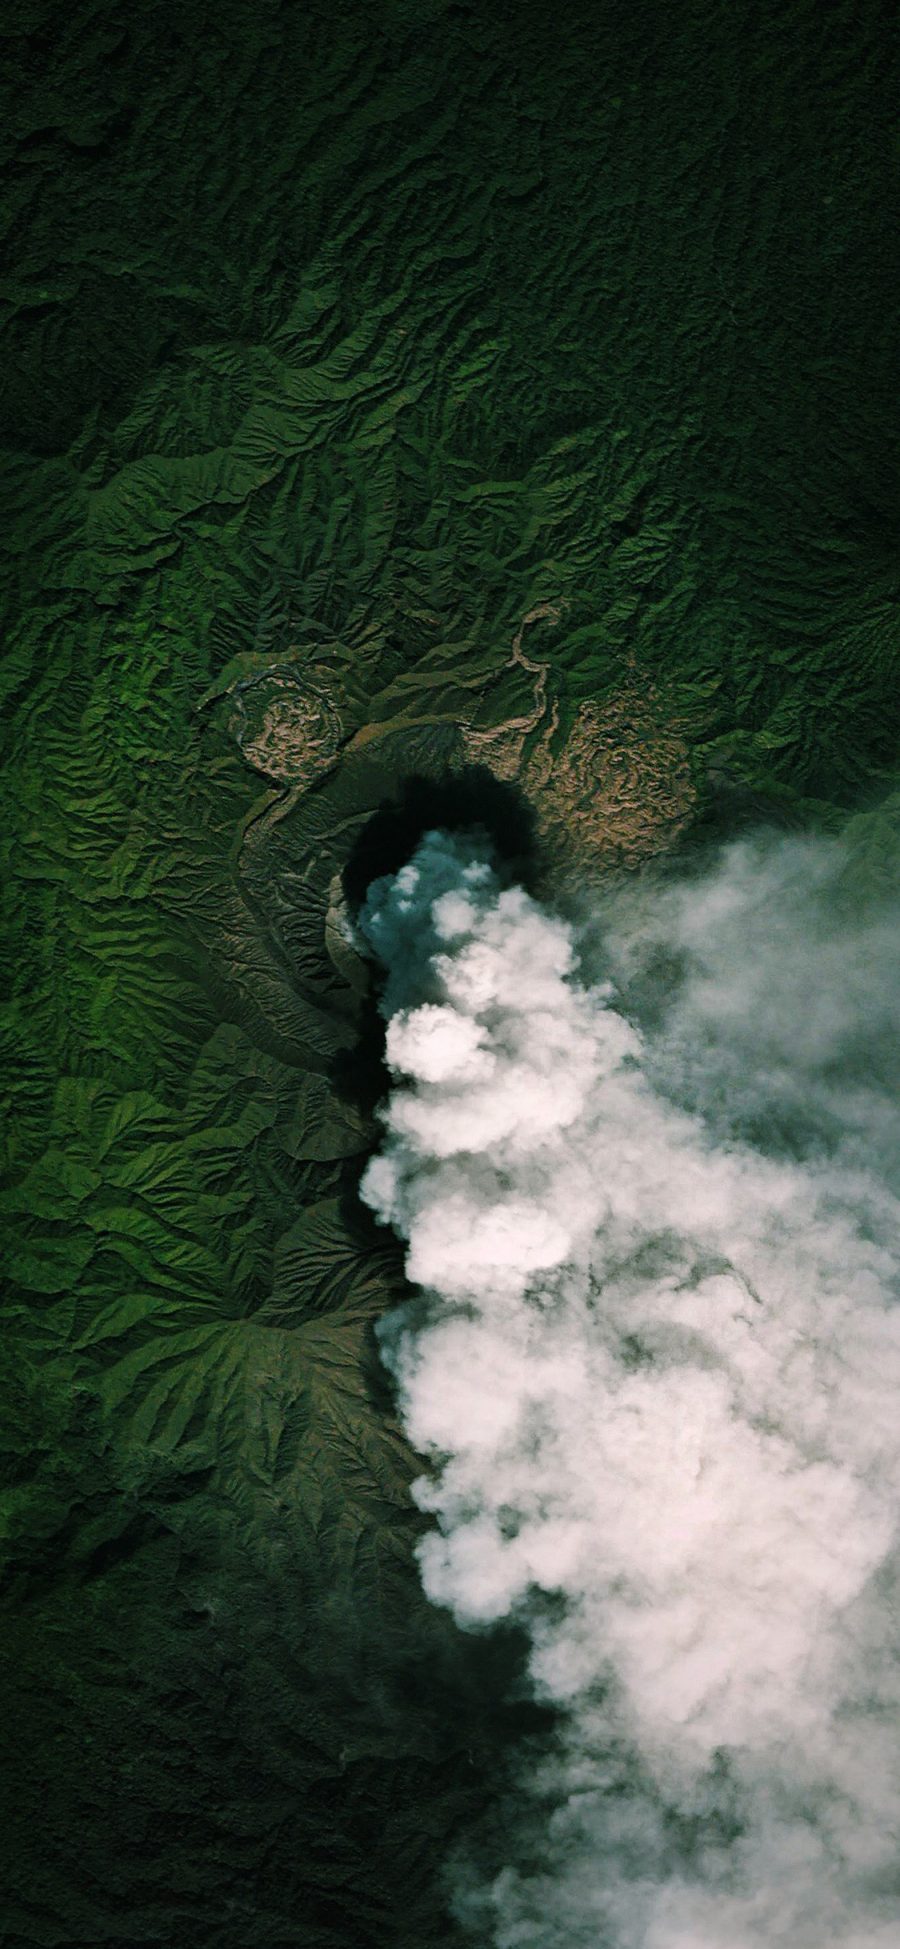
[{"x1": 2, "y1": 0, "x2": 898, "y2": 1941}]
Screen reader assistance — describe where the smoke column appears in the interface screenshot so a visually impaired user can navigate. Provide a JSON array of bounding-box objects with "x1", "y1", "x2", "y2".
[{"x1": 356, "y1": 828, "x2": 900, "y2": 1948}]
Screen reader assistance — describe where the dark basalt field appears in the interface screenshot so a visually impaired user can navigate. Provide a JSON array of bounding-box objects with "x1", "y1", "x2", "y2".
[{"x1": 1, "y1": 2, "x2": 898, "y2": 1943}]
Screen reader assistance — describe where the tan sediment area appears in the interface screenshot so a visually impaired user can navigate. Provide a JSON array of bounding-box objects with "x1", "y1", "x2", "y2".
[
  {"x1": 465, "y1": 610, "x2": 697, "y2": 877},
  {"x1": 462, "y1": 601, "x2": 563, "y2": 781},
  {"x1": 230, "y1": 668, "x2": 342, "y2": 788},
  {"x1": 525, "y1": 682, "x2": 697, "y2": 877},
  {"x1": 230, "y1": 615, "x2": 696, "y2": 886}
]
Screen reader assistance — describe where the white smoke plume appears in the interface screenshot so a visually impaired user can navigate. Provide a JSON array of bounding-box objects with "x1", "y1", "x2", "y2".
[{"x1": 356, "y1": 828, "x2": 900, "y2": 1949}]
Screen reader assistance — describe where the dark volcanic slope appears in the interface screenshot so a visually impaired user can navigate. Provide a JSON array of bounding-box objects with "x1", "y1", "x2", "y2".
[{"x1": 1, "y1": 2, "x2": 899, "y2": 1943}]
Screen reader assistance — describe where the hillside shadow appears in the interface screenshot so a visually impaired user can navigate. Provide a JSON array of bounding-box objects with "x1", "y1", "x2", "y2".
[
  {"x1": 332, "y1": 764, "x2": 541, "y2": 1131},
  {"x1": 341, "y1": 766, "x2": 541, "y2": 915}
]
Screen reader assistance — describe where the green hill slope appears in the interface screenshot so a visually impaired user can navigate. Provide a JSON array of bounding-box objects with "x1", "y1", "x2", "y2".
[{"x1": 2, "y1": 1, "x2": 898, "y2": 1941}]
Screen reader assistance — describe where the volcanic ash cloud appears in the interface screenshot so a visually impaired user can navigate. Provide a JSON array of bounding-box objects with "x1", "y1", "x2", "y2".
[{"x1": 357, "y1": 828, "x2": 900, "y2": 1949}]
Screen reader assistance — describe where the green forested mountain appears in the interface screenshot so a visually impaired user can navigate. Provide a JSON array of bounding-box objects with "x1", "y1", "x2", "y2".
[{"x1": 2, "y1": 2, "x2": 898, "y2": 1941}]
